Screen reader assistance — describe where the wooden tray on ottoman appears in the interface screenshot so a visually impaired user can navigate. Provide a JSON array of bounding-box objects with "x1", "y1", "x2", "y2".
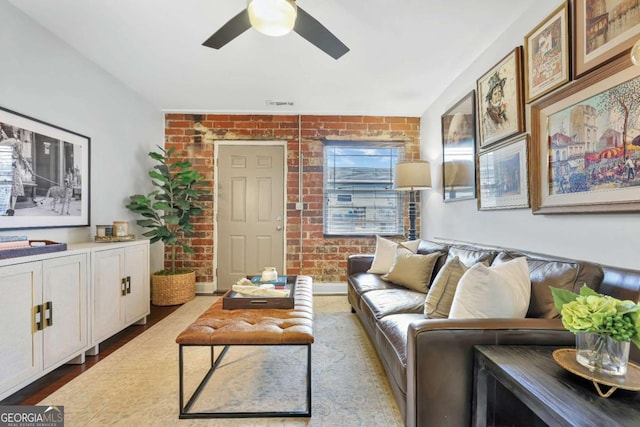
[{"x1": 223, "y1": 275, "x2": 297, "y2": 309}]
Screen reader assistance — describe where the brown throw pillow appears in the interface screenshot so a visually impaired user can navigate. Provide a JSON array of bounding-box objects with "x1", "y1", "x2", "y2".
[
  {"x1": 381, "y1": 245, "x2": 440, "y2": 293},
  {"x1": 424, "y1": 256, "x2": 469, "y2": 318}
]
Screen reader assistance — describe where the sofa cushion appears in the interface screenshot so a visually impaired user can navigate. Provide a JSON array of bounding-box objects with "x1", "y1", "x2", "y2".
[
  {"x1": 348, "y1": 272, "x2": 400, "y2": 296},
  {"x1": 367, "y1": 235, "x2": 421, "y2": 274},
  {"x1": 447, "y1": 246, "x2": 497, "y2": 266},
  {"x1": 416, "y1": 240, "x2": 450, "y2": 282},
  {"x1": 382, "y1": 246, "x2": 440, "y2": 292},
  {"x1": 424, "y1": 256, "x2": 470, "y2": 319},
  {"x1": 362, "y1": 288, "x2": 426, "y2": 319},
  {"x1": 493, "y1": 251, "x2": 584, "y2": 319},
  {"x1": 449, "y1": 257, "x2": 531, "y2": 319},
  {"x1": 416, "y1": 239, "x2": 449, "y2": 256}
]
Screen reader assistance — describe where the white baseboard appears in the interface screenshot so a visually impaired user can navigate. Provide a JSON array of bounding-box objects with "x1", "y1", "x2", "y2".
[
  {"x1": 313, "y1": 282, "x2": 347, "y2": 294},
  {"x1": 195, "y1": 281, "x2": 347, "y2": 295},
  {"x1": 196, "y1": 281, "x2": 215, "y2": 294}
]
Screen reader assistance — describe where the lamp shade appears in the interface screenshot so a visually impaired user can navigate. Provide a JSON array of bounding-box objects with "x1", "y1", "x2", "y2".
[
  {"x1": 395, "y1": 160, "x2": 432, "y2": 191},
  {"x1": 248, "y1": 0, "x2": 297, "y2": 37},
  {"x1": 444, "y1": 160, "x2": 474, "y2": 187}
]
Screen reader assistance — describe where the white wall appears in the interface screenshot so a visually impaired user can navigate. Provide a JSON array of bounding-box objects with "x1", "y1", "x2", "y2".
[
  {"x1": 0, "y1": 2, "x2": 164, "y2": 273},
  {"x1": 421, "y1": 1, "x2": 637, "y2": 270}
]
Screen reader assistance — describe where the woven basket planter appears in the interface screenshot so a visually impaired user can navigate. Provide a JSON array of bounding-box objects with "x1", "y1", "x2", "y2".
[{"x1": 151, "y1": 270, "x2": 196, "y2": 306}]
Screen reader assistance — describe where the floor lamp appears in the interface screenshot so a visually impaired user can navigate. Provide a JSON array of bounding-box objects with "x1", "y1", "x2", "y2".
[{"x1": 395, "y1": 160, "x2": 432, "y2": 240}]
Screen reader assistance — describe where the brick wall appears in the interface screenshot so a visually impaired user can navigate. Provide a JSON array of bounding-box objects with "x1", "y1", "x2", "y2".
[{"x1": 164, "y1": 114, "x2": 421, "y2": 284}]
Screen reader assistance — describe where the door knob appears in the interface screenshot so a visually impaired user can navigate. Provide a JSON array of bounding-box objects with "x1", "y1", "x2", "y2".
[{"x1": 276, "y1": 225, "x2": 283, "y2": 230}]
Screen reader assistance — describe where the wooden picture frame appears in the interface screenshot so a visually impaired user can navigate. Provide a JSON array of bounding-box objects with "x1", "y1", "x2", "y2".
[
  {"x1": 478, "y1": 134, "x2": 530, "y2": 211},
  {"x1": 573, "y1": 0, "x2": 640, "y2": 78},
  {"x1": 530, "y1": 55, "x2": 640, "y2": 214},
  {"x1": 477, "y1": 47, "x2": 525, "y2": 148},
  {"x1": 524, "y1": 1, "x2": 571, "y2": 103},
  {"x1": 0, "y1": 106, "x2": 90, "y2": 229},
  {"x1": 441, "y1": 90, "x2": 476, "y2": 202}
]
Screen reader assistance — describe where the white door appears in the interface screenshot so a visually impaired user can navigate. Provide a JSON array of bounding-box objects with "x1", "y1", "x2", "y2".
[
  {"x1": 42, "y1": 254, "x2": 88, "y2": 369},
  {"x1": 123, "y1": 243, "x2": 150, "y2": 324},
  {"x1": 217, "y1": 145, "x2": 285, "y2": 291},
  {"x1": 0, "y1": 262, "x2": 43, "y2": 397},
  {"x1": 92, "y1": 248, "x2": 125, "y2": 343}
]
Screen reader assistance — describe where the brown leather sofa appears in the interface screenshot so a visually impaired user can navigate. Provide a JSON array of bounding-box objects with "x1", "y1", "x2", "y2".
[{"x1": 347, "y1": 239, "x2": 640, "y2": 427}]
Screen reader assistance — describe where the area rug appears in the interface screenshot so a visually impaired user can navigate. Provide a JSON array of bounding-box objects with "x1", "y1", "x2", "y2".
[{"x1": 38, "y1": 295, "x2": 403, "y2": 426}]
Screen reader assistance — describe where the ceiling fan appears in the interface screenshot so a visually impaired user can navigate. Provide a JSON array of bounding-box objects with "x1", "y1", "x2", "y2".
[{"x1": 202, "y1": 0, "x2": 349, "y2": 60}]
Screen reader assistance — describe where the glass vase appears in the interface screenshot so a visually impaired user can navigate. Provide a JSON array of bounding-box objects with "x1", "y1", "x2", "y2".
[{"x1": 575, "y1": 332, "x2": 630, "y2": 376}]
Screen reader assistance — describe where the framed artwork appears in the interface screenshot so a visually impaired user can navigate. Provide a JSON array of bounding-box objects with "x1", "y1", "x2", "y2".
[
  {"x1": 524, "y1": 1, "x2": 570, "y2": 103},
  {"x1": 478, "y1": 134, "x2": 530, "y2": 211},
  {"x1": 0, "y1": 106, "x2": 90, "y2": 229},
  {"x1": 530, "y1": 55, "x2": 640, "y2": 214},
  {"x1": 573, "y1": 0, "x2": 640, "y2": 78},
  {"x1": 441, "y1": 90, "x2": 476, "y2": 202},
  {"x1": 477, "y1": 46, "x2": 525, "y2": 148}
]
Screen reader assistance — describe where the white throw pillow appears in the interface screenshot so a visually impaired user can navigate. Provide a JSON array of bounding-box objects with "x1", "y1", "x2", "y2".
[
  {"x1": 448, "y1": 257, "x2": 531, "y2": 319},
  {"x1": 367, "y1": 235, "x2": 421, "y2": 274}
]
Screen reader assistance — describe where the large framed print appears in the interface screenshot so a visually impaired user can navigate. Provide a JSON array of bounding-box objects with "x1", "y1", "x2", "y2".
[
  {"x1": 478, "y1": 134, "x2": 530, "y2": 211},
  {"x1": 524, "y1": 1, "x2": 570, "y2": 103},
  {"x1": 477, "y1": 47, "x2": 525, "y2": 148},
  {"x1": 441, "y1": 90, "x2": 476, "y2": 202},
  {"x1": 573, "y1": 0, "x2": 640, "y2": 78},
  {"x1": 0, "y1": 107, "x2": 90, "y2": 229},
  {"x1": 531, "y1": 56, "x2": 640, "y2": 214}
]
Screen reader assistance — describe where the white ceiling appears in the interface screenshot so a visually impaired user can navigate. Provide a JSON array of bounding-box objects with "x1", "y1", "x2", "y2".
[{"x1": 9, "y1": 0, "x2": 553, "y2": 116}]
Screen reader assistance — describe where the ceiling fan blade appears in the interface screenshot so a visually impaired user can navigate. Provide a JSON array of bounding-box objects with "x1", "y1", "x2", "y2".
[
  {"x1": 202, "y1": 9, "x2": 251, "y2": 49},
  {"x1": 294, "y1": 7, "x2": 349, "y2": 59}
]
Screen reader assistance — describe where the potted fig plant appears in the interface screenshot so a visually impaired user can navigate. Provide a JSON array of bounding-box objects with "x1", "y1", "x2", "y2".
[{"x1": 126, "y1": 146, "x2": 209, "y2": 305}]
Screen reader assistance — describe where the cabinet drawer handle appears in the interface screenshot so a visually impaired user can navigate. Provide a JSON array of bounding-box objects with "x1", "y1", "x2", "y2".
[
  {"x1": 126, "y1": 276, "x2": 131, "y2": 294},
  {"x1": 34, "y1": 304, "x2": 43, "y2": 331},
  {"x1": 45, "y1": 301, "x2": 53, "y2": 327},
  {"x1": 121, "y1": 278, "x2": 127, "y2": 296}
]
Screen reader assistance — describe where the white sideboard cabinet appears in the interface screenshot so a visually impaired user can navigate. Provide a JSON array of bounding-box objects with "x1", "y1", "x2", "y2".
[
  {"x1": 90, "y1": 240, "x2": 150, "y2": 350},
  {"x1": 0, "y1": 251, "x2": 89, "y2": 401},
  {"x1": 0, "y1": 239, "x2": 150, "y2": 401}
]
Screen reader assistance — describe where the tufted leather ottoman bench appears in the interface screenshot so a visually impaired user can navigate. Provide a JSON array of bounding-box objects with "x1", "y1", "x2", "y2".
[{"x1": 176, "y1": 275, "x2": 314, "y2": 419}]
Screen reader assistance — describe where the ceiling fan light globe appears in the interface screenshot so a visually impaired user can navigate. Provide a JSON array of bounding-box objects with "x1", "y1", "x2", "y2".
[{"x1": 248, "y1": 0, "x2": 297, "y2": 37}]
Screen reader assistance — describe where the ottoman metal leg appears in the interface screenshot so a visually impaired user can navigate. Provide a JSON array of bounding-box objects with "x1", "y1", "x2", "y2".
[{"x1": 179, "y1": 343, "x2": 312, "y2": 419}]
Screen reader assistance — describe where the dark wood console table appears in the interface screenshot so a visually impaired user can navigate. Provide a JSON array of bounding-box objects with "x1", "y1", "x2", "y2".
[{"x1": 473, "y1": 345, "x2": 640, "y2": 427}]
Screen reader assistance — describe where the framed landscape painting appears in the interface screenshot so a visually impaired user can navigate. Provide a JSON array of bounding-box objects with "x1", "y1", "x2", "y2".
[
  {"x1": 478, "y1": 134, "x2": 530, "y2": 211},
  {"x1": 441, "y1": 90, "x2": 476, "y2": 202},
  {"x1": 573, "y1": 0, "x2": 640, "y2": 78},
  {"x1": 524, "y1": 1, "x2": 570, "y2": 102},
  {"x1": 530, "y1": 56, "x2": 640, "y2": 214},
  {"x1": 0, "y1": 106, "x2": 90, "y2": 229},
  {"x1": 477, "y1": 47, "x2": 525, "y2": 148}
]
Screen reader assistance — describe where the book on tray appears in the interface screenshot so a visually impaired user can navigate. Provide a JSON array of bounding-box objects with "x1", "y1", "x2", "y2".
[{"x1": 250, "y1": 275, "x2": 288, "y2": 286}]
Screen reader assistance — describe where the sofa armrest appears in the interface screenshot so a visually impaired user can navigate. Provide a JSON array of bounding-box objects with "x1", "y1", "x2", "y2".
[
  {"x1": 405, "y1": 318, "x2": 574, "y2": 427},
  {"x1": 347, "y1": 254, "x2": 374, "y2": 276}
]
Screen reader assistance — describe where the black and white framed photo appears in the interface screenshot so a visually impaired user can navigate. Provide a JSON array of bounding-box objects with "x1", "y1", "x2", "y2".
[
  {"x1": 478, "y1": 134, "x2": 530, "y2": 211},
  {"x1": 0, "y1": 106, "x2": 90, "y2": 229}
]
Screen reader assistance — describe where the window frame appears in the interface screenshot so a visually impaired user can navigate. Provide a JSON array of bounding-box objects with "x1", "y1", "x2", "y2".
[{"x1": 323, "y1": 141, "x2": 405, "y2": 237}]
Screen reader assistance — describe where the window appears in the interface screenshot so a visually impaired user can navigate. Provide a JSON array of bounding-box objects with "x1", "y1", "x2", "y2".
[{"x1": 323, "y1": 141, "x2": 404, "y2": 236}]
